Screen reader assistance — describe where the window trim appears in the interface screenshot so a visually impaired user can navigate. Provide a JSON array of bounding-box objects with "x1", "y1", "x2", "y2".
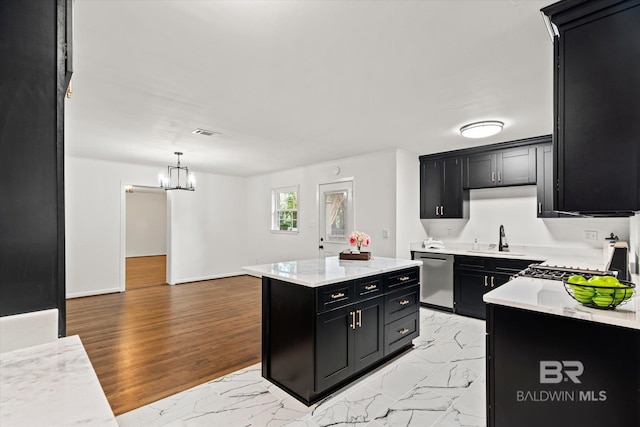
[{"x1": 271, "y1": 185, "x2": 300, "y2": 234}]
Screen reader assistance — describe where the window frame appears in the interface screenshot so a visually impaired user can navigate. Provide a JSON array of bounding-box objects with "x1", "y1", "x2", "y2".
[{"x1": 271, "y1": 185, "x2": 300, "y2": 234}]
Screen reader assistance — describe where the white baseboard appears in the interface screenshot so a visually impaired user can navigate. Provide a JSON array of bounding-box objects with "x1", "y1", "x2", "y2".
[
  {"x1": 171, "y1": 271, "x2": 246, "y2": 285},
  {"x1": 66, "y1": 287, "x2": 122, "y2": 299}
]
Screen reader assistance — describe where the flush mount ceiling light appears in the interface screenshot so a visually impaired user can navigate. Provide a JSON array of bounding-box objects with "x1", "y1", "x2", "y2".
[
  {"x1": 159, "y1": 152, "x2": 196, "y2": 191},
  {"x1": 460, "y1": 121, "x2": 504, "y2": 139}
]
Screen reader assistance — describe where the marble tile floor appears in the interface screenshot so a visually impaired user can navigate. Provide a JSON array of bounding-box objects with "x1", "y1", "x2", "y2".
[{"x1": 117, "y1": 308, "x2": 487, "y2": 427}]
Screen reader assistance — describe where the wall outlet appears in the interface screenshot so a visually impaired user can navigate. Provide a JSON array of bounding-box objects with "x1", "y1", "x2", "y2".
[
  {"x1": 583, "y1": 230, "x2": 598, "y2": 241},
  {"x1": 382, "y1": 228, "x2": 389, "y2": 238}
]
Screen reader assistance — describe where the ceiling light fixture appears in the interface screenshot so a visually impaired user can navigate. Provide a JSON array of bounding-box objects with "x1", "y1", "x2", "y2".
[
  {"x1": 460, "y1": 121, "x2": 504, "y2": 139},
  {"x1": 192, "y1": 128, "x2": 221, "y2": 137},
  {"x1": 159, "y1": 152, "x2": 196, "y2": 191}
]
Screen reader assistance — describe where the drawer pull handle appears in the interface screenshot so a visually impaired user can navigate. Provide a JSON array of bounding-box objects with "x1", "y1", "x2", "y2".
[
  {"x1": 364, "y1": 284, "x2": 377, "y2": 290},
  {"x1": 398, "y1": 276, "x2": 410, "y2": 282},
  {"x1": 399, "y1": 328, "x2": 410, "y2": 335},
  {"x1": 356, "y1": 309, "x2": 362, "y2": 327},
  {"x1": 399, "y1": 299, "x2": 410, "y2": 305},
  {"x1": 484, "y1": 276, "x2": 488, "y2": 287},
  {"x1": 331, "y1": 292, "x2": 345, "y2": 299},
  {"x1": 350, "y1": 311, "x2": 356, "y2": 329}
]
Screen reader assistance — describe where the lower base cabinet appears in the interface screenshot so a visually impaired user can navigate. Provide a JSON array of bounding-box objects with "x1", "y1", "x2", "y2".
[
  {"x1": 263, "y1": 267, "x2": 420, "y2": 405},
  {"x1": 316, "y1": 297, "x2": 384, "y2": 391},
  {"x1": 454, "y1": 256, "x2": 537, "y2": 320}
]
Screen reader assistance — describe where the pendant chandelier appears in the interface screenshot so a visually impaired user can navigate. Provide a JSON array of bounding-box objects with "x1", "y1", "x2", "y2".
[{"x1": 159, "y1": 152, "x2": 196, "y2": 191}]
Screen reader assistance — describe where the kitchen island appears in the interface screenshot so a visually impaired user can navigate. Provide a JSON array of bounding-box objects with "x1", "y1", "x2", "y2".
[
  {"x1": 243, "y1": 256, "x2": 422, "y2": 405},
  {"x1": 483, "y1": 276, "x2": 640, "y2": 426}
]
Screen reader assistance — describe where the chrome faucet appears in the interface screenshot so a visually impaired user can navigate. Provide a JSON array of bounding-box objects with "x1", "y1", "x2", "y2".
[{"x1": 499, "y1": 225, "x2": 509, "y2": 252}]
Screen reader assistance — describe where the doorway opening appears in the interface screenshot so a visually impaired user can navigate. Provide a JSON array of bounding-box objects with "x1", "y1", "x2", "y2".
[{"x1": 122, "y1": 185, "x2": 168, "y2": 290}]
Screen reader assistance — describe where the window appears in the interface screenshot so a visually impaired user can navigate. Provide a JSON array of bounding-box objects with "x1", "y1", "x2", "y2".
[{"x1": 272, "y1": 186, "x2": 299, "y2": 232}]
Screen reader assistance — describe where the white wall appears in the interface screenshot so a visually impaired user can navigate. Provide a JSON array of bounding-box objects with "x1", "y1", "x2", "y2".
[
  {"x1": 65, "y1": 156, "x2": 248, "y2": 297},
  {"x1": 126, "y1": 191, "x2": 166, "y2": 257},
  {"x1": 245, "y1": 150, "x2": 400, "y2": 265},
  {"x1": 423, "y1": 185, "x2": 630, "y2": 250},
  {"x1": 396, "y1": 149, "x2": 428, "y2": 259}
]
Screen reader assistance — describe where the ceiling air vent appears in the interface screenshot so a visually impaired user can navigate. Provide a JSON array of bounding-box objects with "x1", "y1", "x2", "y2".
[{"x1": 192, "y1": 128, "x2": 221, "y2": 137}]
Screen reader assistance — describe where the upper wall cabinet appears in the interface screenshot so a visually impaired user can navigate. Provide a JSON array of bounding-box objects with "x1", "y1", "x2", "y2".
[
  {"x1": 542, "y1": 0, "x2": 640, "y2": 214},
  {"x1": 464, "y1": 147, "x2": 536, "y2": 190},
  {"x1": 420, "y1": 157, "x2": 468, "y2": 219}
]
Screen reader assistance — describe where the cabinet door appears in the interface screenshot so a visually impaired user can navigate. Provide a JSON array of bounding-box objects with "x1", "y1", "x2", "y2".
[
  {"x1": 554, "y1": 2, "x2": 640, "y2": 212},
  {"x1": 497, "y1": 147, "x2": 536, "y2": 187},
  {"x1": 464, "y1": 153, "x2": 496, "y2": 189},
  {"x1": 536, "y1": 144, "x2": 554, "y2": 217},
  {"x1": 442, "y1": 157, "x2": 463, "y2": 218},
  {"x1": 420, "y1": 159, "x2": 443, "y2": 218},
  {"x1": 454, "y1": 270, "x2": 489, "y2": 319},
  {"x1": 353, "y1": 298, "x2": 384, "y2": 372},
  {"x1": 316, "y1": 306, "x2": 354, "y2": 391}
]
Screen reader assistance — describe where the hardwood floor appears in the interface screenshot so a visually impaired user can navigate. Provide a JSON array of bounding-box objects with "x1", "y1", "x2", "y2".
[
  {"x1": 126, "y1": 255, "x2": 167, "y2": 290},
  {"x1": 66, "y1": 275, "x2": 262, "y2": 416}
]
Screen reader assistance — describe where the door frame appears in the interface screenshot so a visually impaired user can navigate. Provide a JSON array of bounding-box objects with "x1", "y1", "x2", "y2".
[
  {"x1": 318, "y1": 177, "x2": 356, "y2": 257},
  {"x1": 119, "y1": 183, "x2": 172, "y2": 291}
]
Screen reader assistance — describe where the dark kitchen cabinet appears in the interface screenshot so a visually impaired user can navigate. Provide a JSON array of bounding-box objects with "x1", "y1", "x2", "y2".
[
  {"x1": 536, "y1": 143, "x2": 554, "y2": 217},
  {"x1": 420, "y1": 157, "x2": 468, "y2": 219},
  {"x1": 542, "y1": 0, "x2": 640, "y2": 214},
  {"x1": 0, "y1": 0, "x2": 71, "y2": 336},
  {"x1": 454, "y1": 256, "x2": 537, "y2": 319},
  {"x1": 316, "y1": 296, "x2": 383, "y2": 391},
  {"x1": 464, "y1": 146, "x2": 536, "y2": 189},
  {"x1": 262, "y1": 267, "x2": 420, "y2": 405}
]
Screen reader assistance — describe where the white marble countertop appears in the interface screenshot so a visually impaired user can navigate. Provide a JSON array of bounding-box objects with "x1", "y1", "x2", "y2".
[
  {"x1": 0, "y1": 335, "x2": 118, "y2": 427},
  {"x1": 484, "y1": 276, "x2": 639, "y2": 330},
  {"x1": 242, "y1": 256, "x2": 422, "y2": 287}
]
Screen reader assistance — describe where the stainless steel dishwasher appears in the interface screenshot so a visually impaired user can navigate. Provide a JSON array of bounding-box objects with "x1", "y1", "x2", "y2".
[{"x1": 412, "y1": 252, "x2": 454, "y2": 311}]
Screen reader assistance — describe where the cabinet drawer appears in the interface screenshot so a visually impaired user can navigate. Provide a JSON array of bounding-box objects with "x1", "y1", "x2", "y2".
[
  {"x1": 317, "y1": 282, "x2": 353, "y2": 313},
  {"x1": 355, "y1": 275, "x2": 383, "y2": 301},
  {"x1": 385, "y1": 267, "x2": 419, "y2": 291},
  {"x1": 454, "y1": 256, "x2": 487, "y2": 271},
  {"x1": 493, "y1": 258, "x2": 536, "y2": 275},
  {"x1": 384, "y1": 311, "x2": 419, "y2": 356},
  {"x1": 384, "y1": 284, "x2": 419, "y2": 324}
]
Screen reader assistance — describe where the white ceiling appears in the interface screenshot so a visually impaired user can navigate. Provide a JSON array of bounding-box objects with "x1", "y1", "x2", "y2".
[{"x1": 66, "y1": 0, "x2": 556, "y2": 177}]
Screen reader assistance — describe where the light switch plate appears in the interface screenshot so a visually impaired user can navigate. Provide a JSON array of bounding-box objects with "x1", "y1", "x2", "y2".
[{"x1": 382, "y1": 228, "x2": 389, "y2": 238}]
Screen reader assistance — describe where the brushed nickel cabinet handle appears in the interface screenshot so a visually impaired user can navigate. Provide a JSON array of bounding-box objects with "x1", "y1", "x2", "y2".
[
  {"x1": 399, "y1": 328, "x2": 410, "y2": 335},
  {"x1": 399, "y1": 299, "x2": 410, "y2": 306},
  {"x1": 364, "y1": 284, "x2": 377, "y2": 291},
  {"x1": 331, "y1": 292, "x2": 345, "y2": 299},
  {"x1": 357, "y1": 309, "x2": 362, "y2": 327},
  {"x1": 538, "y1": 202, "x2": 542, "y2": 214},
  {"x1": 484, "y1": 276, "x2": 488, "y2": 287},
  {"x1": 435, "y1": 206, "x2": 439, "y2": 216},
  {"x1": 441, "y1": 205, "x2": 444, "y2": 216},
  {"x1": 498, "y1": 171, "x2": 502, "y2": 182},
  {"x1": 398, "y1": 276, "x2": 410, "y2": 282},
  {"x1": 492, "y1": 172, "x2": 496, "y2": 182},
  {"x1": 491, "y1": 276, "x2": 495, "y2": 288},
  {"x1": 350, "y1": 311, "x2": 356, "y2": 329}
]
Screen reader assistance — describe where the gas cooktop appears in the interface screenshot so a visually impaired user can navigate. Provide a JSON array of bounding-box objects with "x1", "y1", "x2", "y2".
[{"x1": 517, "y1": 263, "x2": 612, "y2": 281}]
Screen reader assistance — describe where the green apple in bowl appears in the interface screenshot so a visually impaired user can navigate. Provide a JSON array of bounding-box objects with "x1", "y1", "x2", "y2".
[{"x1": 592, "y1": 294, "x2": 615, "y2": 307}]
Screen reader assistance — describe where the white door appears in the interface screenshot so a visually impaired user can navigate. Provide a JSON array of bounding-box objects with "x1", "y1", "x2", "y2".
[{"x1": 318, "y1": 180, "x2": 354, "y2": 257}]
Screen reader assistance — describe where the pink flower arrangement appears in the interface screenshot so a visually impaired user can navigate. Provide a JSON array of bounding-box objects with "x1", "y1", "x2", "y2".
[{"x1": 349, "y1": 231, "x2": 371, "y2": 251}]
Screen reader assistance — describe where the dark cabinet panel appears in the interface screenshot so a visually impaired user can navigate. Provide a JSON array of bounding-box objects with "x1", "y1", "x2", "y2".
[
  {"x1": 353, "y1": 298, "x2": 384, "y2": 372},
  {"x1": 465, "y1": 153, "x2": 496, "y2": 189},
  {"x1": 465, "y1": 147, "x2": 536, "y2": 189},
  {"x1": 499, "y1": 147, "x2": 536, "y2": 186},
  {"x1": 454, "y1": 256, "x2": 537, "y2": 320},
  {"x1": 316, "y1": 306, "x2": 354, "y2": 391},
  {"x1": 536, "y1": 143, "x2": 554, "y2": 217},
  {"x1": 420, "y1": 159, "x2": 443, "y2": 219},
  {"x1": 0, "y1": 0, "x2": 69, "y2": 336},
  {"x1": 420, "y1": 157, "x2": 467, "y2": 219},
  {"x1": 543, "y1": 0, "x2": 640, "y2": 213}
]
